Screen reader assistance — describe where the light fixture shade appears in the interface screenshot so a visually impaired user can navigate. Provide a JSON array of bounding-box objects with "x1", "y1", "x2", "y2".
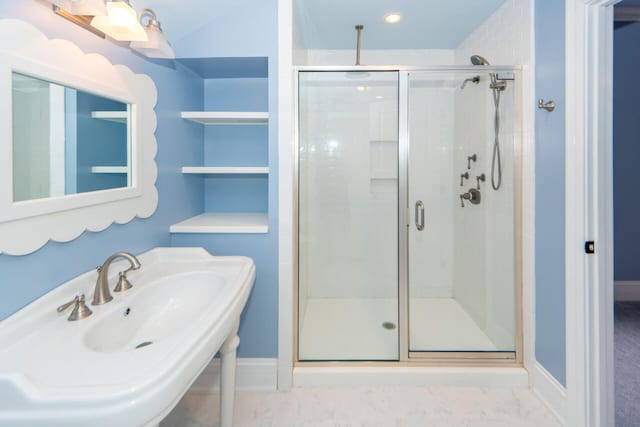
[
  {"x1": 130, "y1": 25, "x2": 175, "y2": 59},
  {"x1": 51, "y1": 0, "x2": 107, "y2": 16},
  {"x1": 91, "y1": 0, "x2": 148, "y2": 42}
]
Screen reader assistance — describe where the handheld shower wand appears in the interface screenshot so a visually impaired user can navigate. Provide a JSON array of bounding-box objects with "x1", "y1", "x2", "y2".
[{"x1": 470, "y1": 54, "x2": 504, "y2": 191}]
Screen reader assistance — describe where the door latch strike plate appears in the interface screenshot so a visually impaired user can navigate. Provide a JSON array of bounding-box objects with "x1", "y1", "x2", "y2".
[{"x1": 585, "y1": 241, "x2": 595, "y2": 254}]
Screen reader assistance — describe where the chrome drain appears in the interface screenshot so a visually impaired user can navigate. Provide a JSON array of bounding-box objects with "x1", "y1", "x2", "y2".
[
  {"x1": 382, "y1": 321, "x2": 396, "y2": 330},
  {"x1": 135, "y1": 341, "x2": 153, "y2": 349}
]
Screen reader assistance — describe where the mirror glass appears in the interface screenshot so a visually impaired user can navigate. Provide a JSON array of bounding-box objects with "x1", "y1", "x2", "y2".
[{"x1": 12, "y1": 72, "x2": 131, "y2": 202}]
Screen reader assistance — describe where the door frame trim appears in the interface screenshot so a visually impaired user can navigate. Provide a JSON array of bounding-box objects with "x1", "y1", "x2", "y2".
[{"x1": 565, "y1": 0, "x2": 617, "y2": 425}]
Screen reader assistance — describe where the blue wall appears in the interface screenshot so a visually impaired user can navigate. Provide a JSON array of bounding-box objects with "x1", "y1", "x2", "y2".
[
  {"x1": 0, "y1": 0, "x2": 278, "y2": 360},
  {"x1": 203, "y1": 78, "x2": 270, "y2": 214},
  {"x1": 614, "y1": 20, "x2": 640, "y2": 280},
  {"x1": 169, "y1": 0, "x2": 279, "y2": 358},
  {"x1": 0, "y1": 3, "x2": 204, "y2": 319},
  {"x1": 534, "y1": 0, "x2": 567, "y2": 386}
]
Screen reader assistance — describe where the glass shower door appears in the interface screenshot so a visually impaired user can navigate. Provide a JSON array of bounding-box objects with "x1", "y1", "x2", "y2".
[
  {"x1": 406, "y1": 71, "x2": 517, "y2": 357},
  {"x1": 298, "y1": 71, "x2": 399, "y2": 361}
]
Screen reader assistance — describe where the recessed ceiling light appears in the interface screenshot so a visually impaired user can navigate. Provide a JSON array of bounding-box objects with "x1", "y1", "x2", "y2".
[{"x1": 384, "y1": 13, "x2": 402, "y2": 24}]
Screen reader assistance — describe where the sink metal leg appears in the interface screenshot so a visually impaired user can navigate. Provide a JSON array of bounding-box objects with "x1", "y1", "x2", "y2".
[{"x1": 219, "y1": 321, "x2": 240, "y2": 427}]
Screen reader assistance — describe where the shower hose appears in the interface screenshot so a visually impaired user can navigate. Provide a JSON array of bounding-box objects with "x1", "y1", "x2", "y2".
[{"x1": 491, "y1": 80, "x2": 502, "y2": 191}]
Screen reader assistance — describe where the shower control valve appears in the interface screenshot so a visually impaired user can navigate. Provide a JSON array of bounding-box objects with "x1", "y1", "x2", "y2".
[
  {"x1": 476, "y1": 173, "x2": 486, "y2": 190},
  {"x1": 467, "y1": 154, "x2": 477, "y2": 169},
  {"x1": 460, "y1": 188, "x2": 482, "y2": 208},
  {"x1": 460, "y1": 172, "x2": 469, "y2": 187}
]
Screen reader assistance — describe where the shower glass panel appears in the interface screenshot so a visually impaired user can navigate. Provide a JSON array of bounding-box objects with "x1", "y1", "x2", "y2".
[
  {"x1": 298, "y1": 71, "x2": 400, "y2": 361},
  {"x1": 407, "y1": 71, "x2": 517, "y2": 355}
]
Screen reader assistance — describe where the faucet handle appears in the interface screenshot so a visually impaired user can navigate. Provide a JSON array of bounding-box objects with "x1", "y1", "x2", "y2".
[
  {"x1": 57, "y1": 294, "x2": 92, "y2": 321},
  {"x1": 113, "y1": 271, "x2": 133, "y2": 293}
]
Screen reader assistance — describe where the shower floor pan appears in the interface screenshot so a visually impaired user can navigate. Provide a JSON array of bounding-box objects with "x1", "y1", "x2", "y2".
[{"x1": 298, "y1": 297, "x2": 498, "y2": 361}]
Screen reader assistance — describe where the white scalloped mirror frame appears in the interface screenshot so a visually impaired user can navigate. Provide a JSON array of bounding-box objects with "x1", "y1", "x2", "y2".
[{"x1": 0, "y1": 19, "x2": 158, "y2": 255}]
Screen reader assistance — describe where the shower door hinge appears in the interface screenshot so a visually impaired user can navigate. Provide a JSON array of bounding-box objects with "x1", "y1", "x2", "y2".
[{"x1": 585, "y1": 241, "x2": 595, "y2": 254}]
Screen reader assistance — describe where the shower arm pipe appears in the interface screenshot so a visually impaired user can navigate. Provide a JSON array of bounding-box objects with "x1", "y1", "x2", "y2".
[{"x1": 355, "y1": 25, "x2": 363, "y2": 66}]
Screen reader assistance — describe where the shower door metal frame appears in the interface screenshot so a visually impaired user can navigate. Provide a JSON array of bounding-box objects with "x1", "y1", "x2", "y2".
[
  {"x1": 293, "y1": 66, "x2": 523, "y2": 367},
  {"x1": 402, "y1": 69, "x2": 523, "y2": 363}
]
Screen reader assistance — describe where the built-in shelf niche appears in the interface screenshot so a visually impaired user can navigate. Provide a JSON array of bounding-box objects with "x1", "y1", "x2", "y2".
[
  {"x1": 174, "y1": 110, "x2": 269, "y2": 234},
  {"x1": 174, "y1": 57, "x2": 270, "y2": 236}
]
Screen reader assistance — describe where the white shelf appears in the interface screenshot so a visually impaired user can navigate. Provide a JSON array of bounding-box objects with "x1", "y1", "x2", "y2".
[
  {"x1": 182, "y1": 166, "x2": 269, "y2": 175},
  {"x1": 91, "y1": 111, "x2": 128, "y2": 123},
  {"x1": 91, "y1": 166, "x2": 128, "y2": 174},
  {"x1": 181, "y1": 111, "x2": 268, "y2": 125},
  {"x1": 170, "y1": 213, "x2": 268, "y2": 234}
]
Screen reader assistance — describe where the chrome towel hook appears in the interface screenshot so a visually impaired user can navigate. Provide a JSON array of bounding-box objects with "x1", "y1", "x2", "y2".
[{"x1": 538, "y1": 99, "x2": 555, "y2": 112}]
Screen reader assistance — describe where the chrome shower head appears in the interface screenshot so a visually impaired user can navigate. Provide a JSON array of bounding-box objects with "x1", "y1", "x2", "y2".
[
  {"x1": 470, "y1": 55, "x2": 500, "y2": 87},
  {"x1": 470, "y1": 55, "x2": 491, "y2": 66}
]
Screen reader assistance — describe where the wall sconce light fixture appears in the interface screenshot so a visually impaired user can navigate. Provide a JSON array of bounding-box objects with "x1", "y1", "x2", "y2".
[
  {"x1": 51, "y1": 0, "x2": 106, "y2": 16},
  {"x1": 90, "y1": 0, "x2": 147, "y2": 42},
  {"x1": 50, "y1": 0, "x2": 175, "y2": 58},
  {"x1": 130, "y1": 9, "x2": 175, "y2": 59}
]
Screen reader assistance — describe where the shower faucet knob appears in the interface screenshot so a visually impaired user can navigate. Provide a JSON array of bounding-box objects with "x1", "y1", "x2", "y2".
[
  {"x1": 460, "y1": 172, "x2": 469, "y2": 187},
  {"x1": 467, "y1": 154, "x2": 477, "y2": 169},
  {"x1": 476, "y1": 173, "x2": 486, "y2": 189}
]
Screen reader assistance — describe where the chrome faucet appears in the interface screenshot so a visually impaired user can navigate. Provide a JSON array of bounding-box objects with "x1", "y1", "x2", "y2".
[{"x1": 92, "y1": 252, "x2": 141, "y2": 306}]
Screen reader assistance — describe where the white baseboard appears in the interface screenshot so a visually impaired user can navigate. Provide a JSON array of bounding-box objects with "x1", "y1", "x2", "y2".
[
  {"x1": 532, "y1": 362, "x2": 567, "y2": 425},
  {"x1": 189, "y1": 358, "x2": 278, "y2": 393},
  {"x1": 615, "y1": 281, "x2": 640, "y2": 301},
  {"x1": 294, "y1": 366, "x2": 529, "y2": 388}
]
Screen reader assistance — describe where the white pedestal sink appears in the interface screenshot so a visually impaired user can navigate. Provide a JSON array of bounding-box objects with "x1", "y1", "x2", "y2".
[{"x1": 0, "y1": 247, "x2": 255, "y2": 427}]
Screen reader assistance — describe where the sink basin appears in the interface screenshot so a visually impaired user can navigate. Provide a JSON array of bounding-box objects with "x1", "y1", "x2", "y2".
[
  {"x1": 84, "y1": 271, "x2": 227, "y2": 353},
  {"x1": 0, "y1": 247, "x2": 255, "y2": 427}
]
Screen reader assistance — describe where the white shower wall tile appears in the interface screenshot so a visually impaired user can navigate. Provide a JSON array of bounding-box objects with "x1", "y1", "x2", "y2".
[
  {"x1": 451, "y1": 0, "x2": 531, "y2": 349},
  {"x1": 408, "y1": 82, "x2": 455, "y2": 299},
  {"x1": 299, "y1": 78, "x2": 399, "y2": 300},
  {"x1": 455, "y1": 0, "x2": 533, "y2": 66}
]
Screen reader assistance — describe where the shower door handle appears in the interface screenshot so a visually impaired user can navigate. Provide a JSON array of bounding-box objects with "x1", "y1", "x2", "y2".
[{"x1": 415, "y1": 201, "x2": 425, "y2": 231}]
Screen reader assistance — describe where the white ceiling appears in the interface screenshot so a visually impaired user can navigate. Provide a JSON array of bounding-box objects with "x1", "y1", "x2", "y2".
[{"x1": 127, "y1": 0, "x2": 508, "y2": 51}]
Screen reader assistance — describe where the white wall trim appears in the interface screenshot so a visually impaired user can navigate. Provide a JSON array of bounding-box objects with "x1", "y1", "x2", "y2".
[
  {"x1": 277, "y1": 0, "x2": 294, "y2": 391},
  {"x1": 614, "y1": 281, "x2": 640, "y2": 301},
  {"x1": 565, "y1": 0, "x2": 617, "y2": 426},
  {"x1": 533, "y1": 362, "x2": 568, "y2": 425},
  {"x1": 294, "y1": 366, "x2": 529, "y2": 388},
  {"x1": 189, "y1": 358, "x2": 278, "y2": 393}
]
